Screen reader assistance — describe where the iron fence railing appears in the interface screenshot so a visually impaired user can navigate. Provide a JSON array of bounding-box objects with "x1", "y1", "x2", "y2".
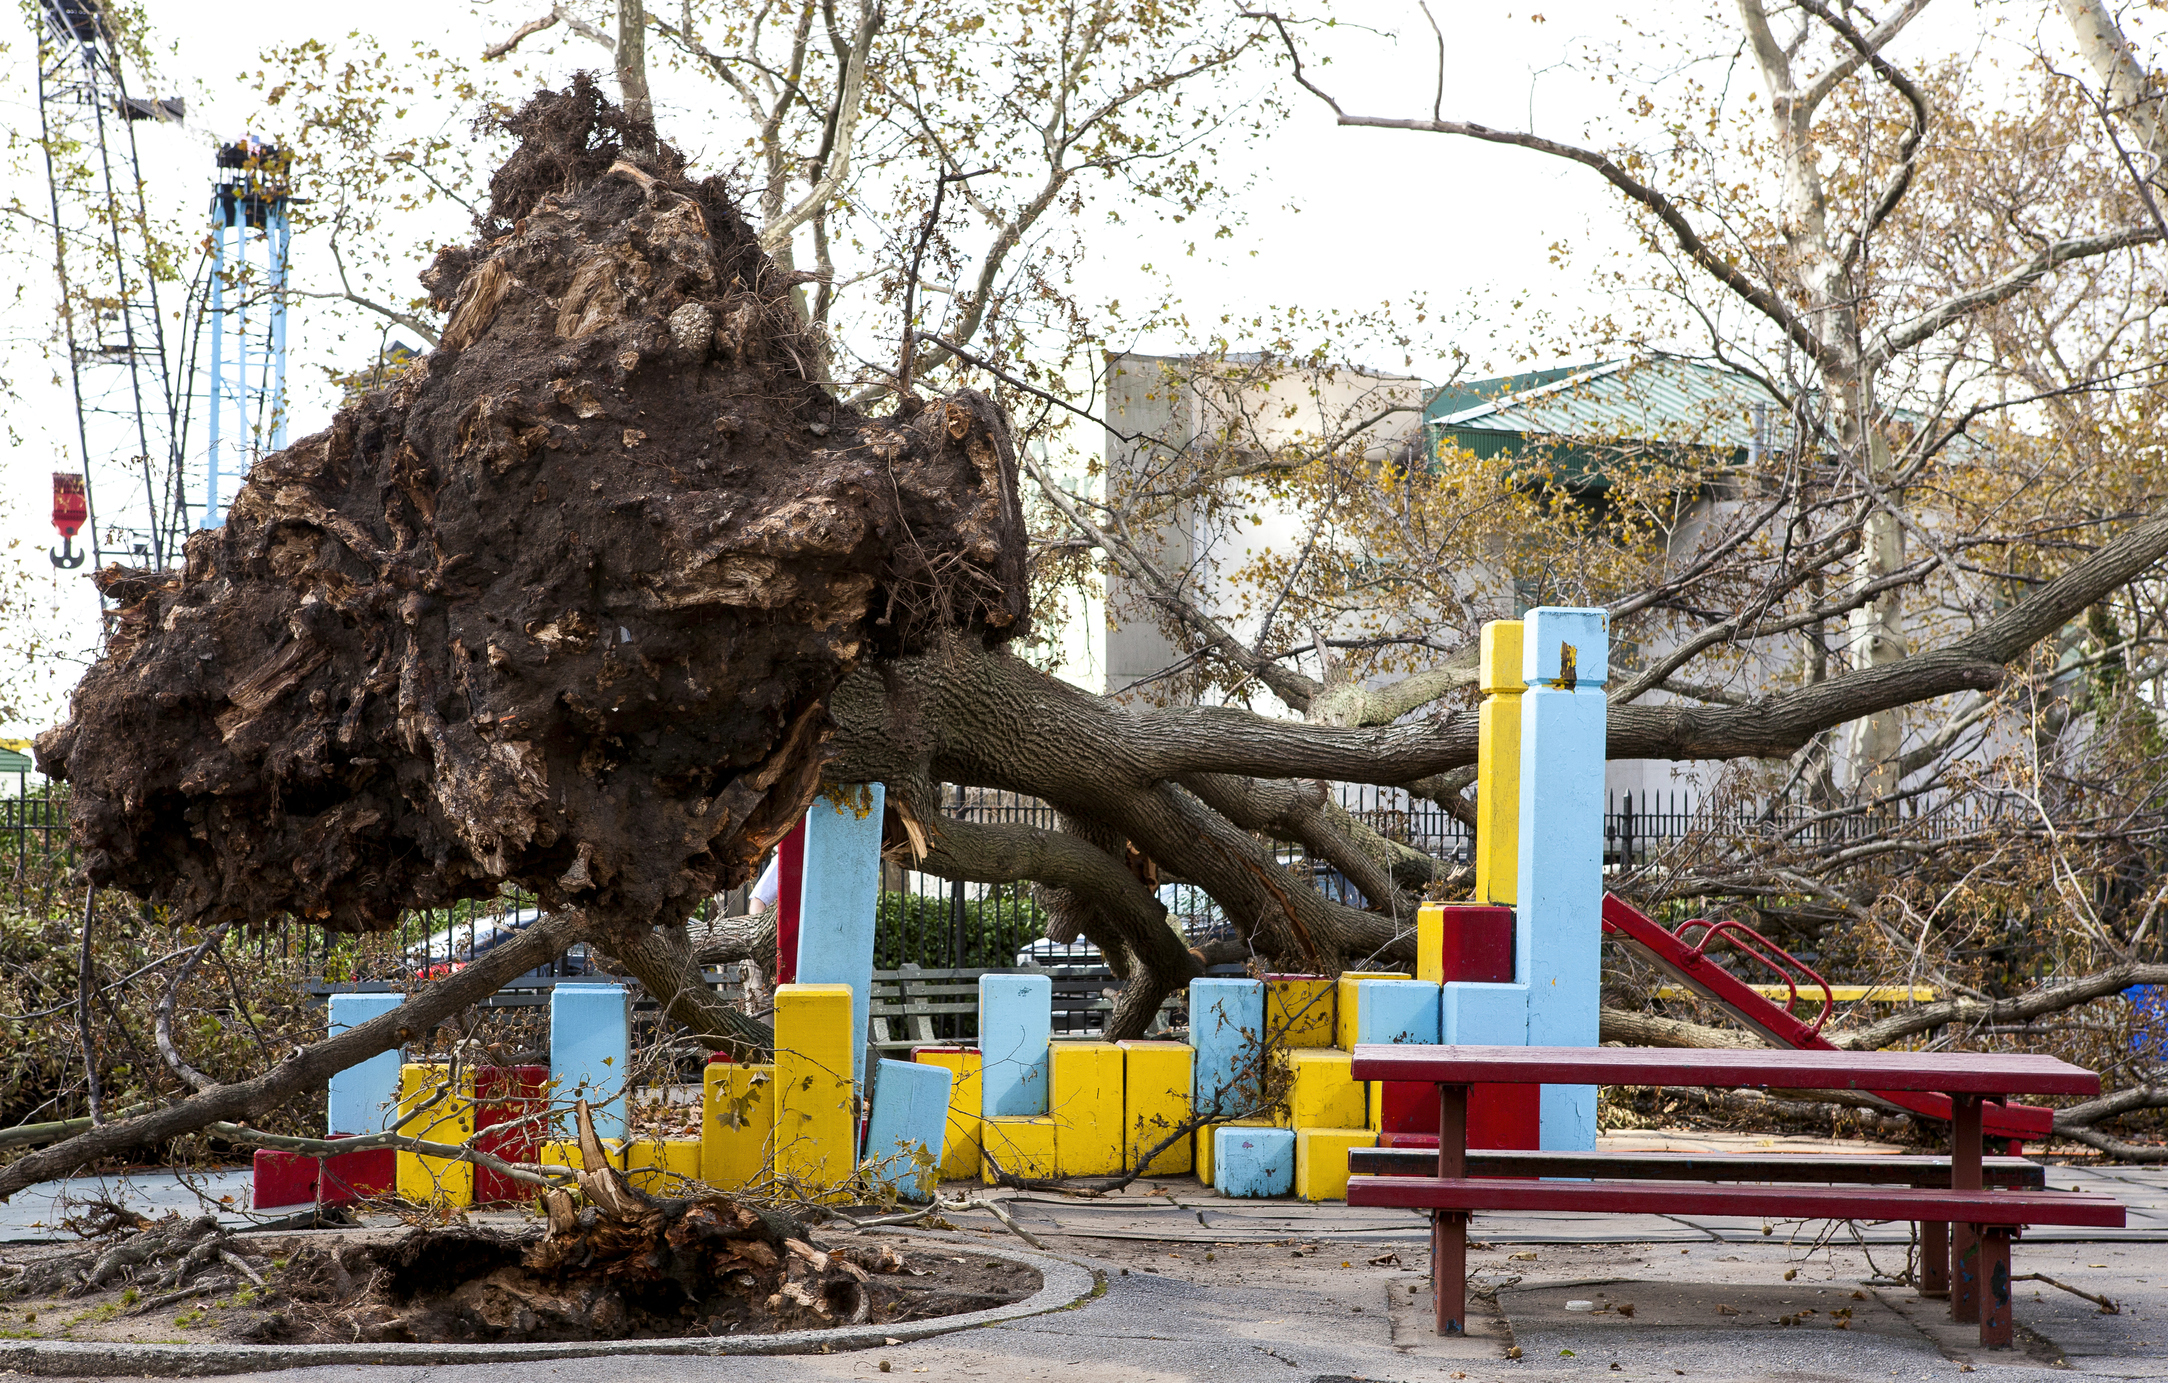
[{"x1": 2, "y1": 778, "x2": 2034, "y2": 978}]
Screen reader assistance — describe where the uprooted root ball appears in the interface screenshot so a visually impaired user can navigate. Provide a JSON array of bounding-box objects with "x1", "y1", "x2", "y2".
[
  {"x1": 38, "y1": 76, "x2": 1028, "y2": 948},
  {"x1": 247, "y1": 1219, "x2": 1033, "y2": 1343}
]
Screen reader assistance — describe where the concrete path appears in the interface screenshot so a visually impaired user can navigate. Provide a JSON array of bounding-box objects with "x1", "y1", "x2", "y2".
[{"x1": 43, "y1": 1233, "x2": 2168, "y2": 1383}]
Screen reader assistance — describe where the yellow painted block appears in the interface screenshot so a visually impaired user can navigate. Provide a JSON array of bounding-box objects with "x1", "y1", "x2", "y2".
[
  {"x1": 701, "y1": 1061, "x2": 775, "y2": 1192},
  {"x1": 1335, "y1": 972, "x2": 1401, "y2": 1051},
  {"x1": 541, "y1": 1137, "x2": 624, "y2": 1172},
  {"x1": 913, "y1": 1048, "x2": 983, "y2": 1182},
  {"x1": 1049, "y1": 1041, "x2": 1124, "y2": 1176},
  {"x1": 1416, "y1": 903, "x2": 1445, "y2": 985},
  {"x1": 1284, "y1": 1049, "x2": 1367, "y2": 1129},
  {"x1": 774, "y1": 984, "x2": 857, "y2": 1195},
  {"x1": 981, "y1": 1116, "x2": 1059, "y2": 1182},
  {"x1": 1193, "y1": 1117, "x2": 1273, "y2": 1185},
  {"x1": 1120, "y1": 1041, "x2": 1193, "y2": 1175},
  {"x1": 396, "y1": 1063, "x2": 474, "y2": 1208},
  {"x1": 1475, "y1": 619, "x2": 1525, "y2": 907},
  {"x1": 1267, "y1": 977, "x2": 1336, "y2": 1048},
  {"x1": 625, "y1": 1136, "x2": 703, "y2": 1194},
  {"x1": 1295, "y1": 1127, "x2": 1376, "y2": 1202}
]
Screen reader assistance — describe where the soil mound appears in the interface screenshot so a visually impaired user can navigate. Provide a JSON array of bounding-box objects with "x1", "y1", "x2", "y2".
[{"x1": 38, "y1": 77, "x2": 1027, "y2": 942}]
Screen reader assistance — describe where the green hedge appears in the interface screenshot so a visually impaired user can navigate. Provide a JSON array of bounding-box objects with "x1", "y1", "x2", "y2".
[{"x1": 876, "y1": 887, "x2": 1047, "y2": 970}]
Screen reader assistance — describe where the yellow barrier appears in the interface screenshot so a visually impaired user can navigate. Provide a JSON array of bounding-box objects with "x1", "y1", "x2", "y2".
[
  {"x1": 774, "y1": 985, "x2": 856, "y2": 1194},
  {"x1": 913, "y1": 1048, "x2": 983, "y2": 1183},
  {"x1": 1050, "y1": 1042, "x2": 1124, "y2": 1176},
  {"x1": 396, "y1": 1063, "x2": 474, "y2": 1208},
  {"x1": 1120, "y1": 1041, "x2": 1193, "y2": 1175}
]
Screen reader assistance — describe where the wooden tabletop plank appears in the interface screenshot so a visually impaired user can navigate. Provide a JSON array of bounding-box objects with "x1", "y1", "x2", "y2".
[{"x1": 1346, "y1": 1044, "x2": 2102, "y2": 1096}]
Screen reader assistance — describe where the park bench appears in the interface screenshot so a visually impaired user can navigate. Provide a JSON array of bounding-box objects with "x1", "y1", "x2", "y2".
[
  {"x1": 867, "y1": 962, "x2": 1193, "y2": 1054},
  {"x1": 1344, "y1": 1044, "x2": 2124, "y2": 1351}
]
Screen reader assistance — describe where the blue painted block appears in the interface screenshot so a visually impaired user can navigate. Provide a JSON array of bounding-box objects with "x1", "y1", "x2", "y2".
[
  {"x1": 326, "y1": 992, "x2": 403, "y2": 1134},
  {"x1": 1517, "y1": 606, "x2": 1609, "y2": 1152},
  {"x1": 861, "y1": 1058, "x2": 952, "y2": 1201},
  {"x1": 796, "y1": 784, "x2": 885, "y2": 1085},
  {"x1": 1213, "y1": 1125, "x2": 1295, "y2": 1198},
  {"x1": 979, "y1": 974, "x2": 1052, "y2": 1117},
  {"x1": 1442, "y1": 981, "x2": 1527, "y2": 1046},
  {"x1": 1521, "y1": 606, "x2": 1610, "y2": 689},
  {"x1": 550, "y1": 983, "x2": 631, "y2": 1140},
  {"x1": 1354, "y1": 979, "x2": 1441, "y2": 1046},
  {"x1": 1190, "y1": 978, "x2": 1265, "y2": 1118}
]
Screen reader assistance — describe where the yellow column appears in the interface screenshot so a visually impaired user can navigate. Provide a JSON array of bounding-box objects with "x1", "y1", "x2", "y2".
[
  {"x1": 395, "y1": 1063, "x2": 475, "y2": 1208},
  {"x1": 1475, "y1": 619, "x2": 1526, "y2": 906},
  {"x1": 1283, "y1": 1049, "x2": 1367, "y2": 1129},
  {"x1": 701, "y1": 1061, "x2": 775, "y2": 1192},
  {"x1": 913, "y1": 1048, "x2": 983, "y2": 1183},
  {"x1": 1416, "y1": 904, "x2": 1446, "y2": 983},
  {"x1": 981, "y1": 1117, "x2": 1059, "y2": 1181},
  {"x1": 1266, "y1": 977, "x2": 1336, "y2": 1048},
  {"x1": 626, "y1": 1136, "x2": 704, "y2": 1194},
  {"x1": 773, "y1": 984, "x2": 856, "y2": 1195},
  {"x1": 1120, "y1": 1041, "x2": 1193, "y2": 1175},
  {"x1": 1049, "y1": 1041, "x2": 1125, "y2": 1175}
]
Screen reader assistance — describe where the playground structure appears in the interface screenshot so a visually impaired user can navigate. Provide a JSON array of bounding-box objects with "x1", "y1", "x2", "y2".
[{"x1": 258, "y1": 604, "x2": 1999, "y2": 1209}]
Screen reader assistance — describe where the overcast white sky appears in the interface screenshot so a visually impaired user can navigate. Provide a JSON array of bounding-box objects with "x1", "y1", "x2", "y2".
[{"x1": 0, "y1": 0, "x2": 2129, "y2": 741}]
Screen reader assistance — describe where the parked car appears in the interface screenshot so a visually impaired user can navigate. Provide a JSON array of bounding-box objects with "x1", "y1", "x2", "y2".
[
  {"x1": 407, "y1": 907, "x2": 592, "y2": 980},
  {"x1": 1014, "y1": 936, "x2": 1104, "y2": 967}
]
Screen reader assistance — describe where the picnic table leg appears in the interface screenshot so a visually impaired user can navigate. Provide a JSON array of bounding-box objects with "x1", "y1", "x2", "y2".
[
  {"x1": 1978, "y1": 1228, "x2": 2015, "y2": 1349},
  {"x1": 1436, "y1": 1082, "x2": 1469, "y2": 1336},
  {"x1": 1920, "y1": 1220, "x2": 1949, "y2": 1297},
  {"x1": 1949, "y1": 1094, "x2": 1983, "y2": 1324},
  {"x1": 1435, "y1": 1211, "x2": 1468, "y2": 1336}
]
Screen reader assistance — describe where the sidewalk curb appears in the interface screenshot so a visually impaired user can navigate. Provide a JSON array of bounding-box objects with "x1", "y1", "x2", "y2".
[{"x1": 0, "y1": 1233, "x2": 1102, "y2": 1377}]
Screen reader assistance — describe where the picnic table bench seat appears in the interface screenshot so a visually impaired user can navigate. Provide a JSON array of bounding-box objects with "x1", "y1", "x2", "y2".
[
  {"x1": 1348, "y1": 1146, "x2": 2048, "y2": 1188},
  {"x1": 1345, "y1": 1175, "x2": 2122, "y2": 1229}
]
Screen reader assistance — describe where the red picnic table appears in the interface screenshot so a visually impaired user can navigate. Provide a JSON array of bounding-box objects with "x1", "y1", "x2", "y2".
[{"x1": 1345, "y1": 1044, "x2": 2124, "y2": 1350}]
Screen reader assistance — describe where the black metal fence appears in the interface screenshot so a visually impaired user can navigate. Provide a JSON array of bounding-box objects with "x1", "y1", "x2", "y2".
[{"x1": 1, "y1": 778, "x2": 2022, "y2": 977}]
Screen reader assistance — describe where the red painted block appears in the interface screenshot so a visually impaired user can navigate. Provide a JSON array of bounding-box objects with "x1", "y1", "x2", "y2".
[
  {"x1": 252, "y1": 1138, "x2": 396, "y2": 1208},
  {"x1": 1429, "y1": 904, "x2": 1514, "y2": 984},
  {"x1": 319, "y1": 1146, "x2": 393, "y2": 1202},
  {"x1": 774, "y1": 818, "x2": 807, "y2": 985},
  {"x1": 251, "y1": 1149, "x2": 320, "y2": 1210},
  {"x1": 1469, "y1": 1083, "x2": 1540, "y2": 1150},
  {"x1": 474, "y1": 1065, "x2": 549, "y2": 1205}
]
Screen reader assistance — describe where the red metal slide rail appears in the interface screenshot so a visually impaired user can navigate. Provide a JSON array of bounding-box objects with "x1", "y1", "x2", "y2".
[{"x1": 1600, "y1": 894, "x2": 2053, "y2": 1147}]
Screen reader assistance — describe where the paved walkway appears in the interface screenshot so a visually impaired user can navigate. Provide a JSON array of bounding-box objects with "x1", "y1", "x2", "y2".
[{"x1": 53, "y1": 1235, "x2": 2168, "y2": 1383}]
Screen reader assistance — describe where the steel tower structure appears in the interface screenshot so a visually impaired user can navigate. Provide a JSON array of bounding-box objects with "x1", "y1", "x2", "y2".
[
  {"x1": 200, "y1": 137, "x2": 292, "y2": 530},
  {"x1": 33, "y1": 0, "x2": 188, "y2": 571}
]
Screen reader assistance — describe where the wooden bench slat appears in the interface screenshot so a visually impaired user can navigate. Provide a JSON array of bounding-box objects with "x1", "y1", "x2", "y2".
[
  {"x1": 1344, "y1": 1175, "x2": 2125, "y2": 1227},
  {"x1": 1347, "y1": 1148, "x2": 2047, "y2": 1188}
]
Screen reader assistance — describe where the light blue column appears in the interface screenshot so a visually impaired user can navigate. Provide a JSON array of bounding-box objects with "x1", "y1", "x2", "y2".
[
  {"x1": 1190, "y1": 978, "x2": 1265, "y2": 1118},
  {"x1": 550, "y1": 983, "x2": 631, "y2": 1141},
  {"x1": 861, "y1": 1058, "x2": 953, "y2": 1201},
  {"x1": 326, "y1": 991, "x2": 404, "y2": 1134},
  {"x1": 1354, "y1": 979, "x2": 1441, "y2": 1045},
  {"x1": 795, "y1": 783, "x2": 886, "y2": 1084},
  {"x1": 1516, "y1": 606, "x2": 1609, "y2": 1151},
  {"x1": 979, "y1": 974, "x2": 1052, "y2": 1116}
]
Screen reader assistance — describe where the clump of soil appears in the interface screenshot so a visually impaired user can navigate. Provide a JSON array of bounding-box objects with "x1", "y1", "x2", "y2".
[
  {"x1": 244, "y1": 1224, "x2": 1035, "y2": 1343},
  {"x1": 37, "y1": 76, "x2": 1028, "y2": 945}
]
